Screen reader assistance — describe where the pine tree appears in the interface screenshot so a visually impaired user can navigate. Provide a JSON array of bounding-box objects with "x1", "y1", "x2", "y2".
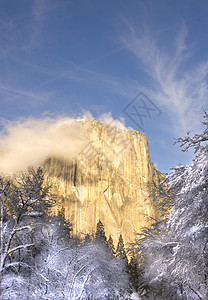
[
  {"x1": 50, "y1": 208, "x2": 72, "y2": 244},
  {"x1": 84, "y1": 233, "x2": 92, "y2": 245},
  {"x1": 107, "y1": 235, "x2": 115, "y2": 255},
  {"x1": 116, "y1": 234, "x2": 127, "y2": 260},
  {"x1": 95, "y1": 220, "x2": 107, "y2": 244},
  {"x1": 128, "y1": 255, "x2": 140, "y2": 290}
]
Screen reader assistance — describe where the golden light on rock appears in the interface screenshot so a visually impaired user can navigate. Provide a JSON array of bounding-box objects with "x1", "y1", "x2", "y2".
[{"x1": 44, "y1": 119, "x2": 163, "y2": 246}]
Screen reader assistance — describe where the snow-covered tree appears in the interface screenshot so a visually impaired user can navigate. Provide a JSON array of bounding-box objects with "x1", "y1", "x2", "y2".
[
  {"x1": 1, "y1": 183, "x2": 135, "y2": 300},
  {"x1": 26, "y1": 223, "x2": 132, "y2": 300},
  {"x1": 174, "y1": 110, "x2": 208, "y2": 153},
  {"x1": 67, "y1": 242, "x2": 131, "y2": 300},
  {"x1": 133, "y1": 112, "x2": 208, "y2": 300},
  {"x1": 145, "y1": 178, "x2": 175, "y2": 221},
  {"x1": 0, "y1": 167, "x2": 53, "y2": 275}
]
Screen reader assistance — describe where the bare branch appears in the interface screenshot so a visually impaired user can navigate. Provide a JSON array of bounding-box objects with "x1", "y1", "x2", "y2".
[
  {"x1": 174, "y1": 110, "x2": 208, "y2": 153},
  {"x1": 8, "y1": 243, "x2": 34, "y2": 255}
]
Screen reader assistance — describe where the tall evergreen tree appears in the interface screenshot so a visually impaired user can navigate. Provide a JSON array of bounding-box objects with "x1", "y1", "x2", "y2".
[
  {"x1": 128, "y1": 255, "x2": 140, "y2": 291},
  {"x1": 95, "y1": 220, "x2": 107, "y2": 244},
  {"x1": 107, "y1": 235, "x2": 115, "y2": 255},
  {"x1": 49, "y1": 208, "x2": 72, "y2": 245},
  {"x1": 83, "y1": 233, "x2": 92, "y2": 245},
  {"x1": 116, "y1": 234, "x2": 127, "y2": 260}
]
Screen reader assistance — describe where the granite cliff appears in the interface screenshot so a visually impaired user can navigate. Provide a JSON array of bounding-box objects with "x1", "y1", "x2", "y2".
[{"x1": 43, "y1": 119, "x2": 163, "y2": 246}]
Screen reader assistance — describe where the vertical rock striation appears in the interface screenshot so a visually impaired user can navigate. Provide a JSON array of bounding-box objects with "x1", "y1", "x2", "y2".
[{"x1": 44, "y1": 119, "x2": 163, "y2": 246}]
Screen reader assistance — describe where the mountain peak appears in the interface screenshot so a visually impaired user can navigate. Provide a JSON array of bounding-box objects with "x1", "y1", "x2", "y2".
[{"x1": 43, "y1": 119, "x2": 163, "y2": 246}]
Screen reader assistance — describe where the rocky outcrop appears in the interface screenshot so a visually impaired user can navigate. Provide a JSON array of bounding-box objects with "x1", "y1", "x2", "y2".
[{"x1": 44, "y1": 119, "x2": 163, "y2": 246}]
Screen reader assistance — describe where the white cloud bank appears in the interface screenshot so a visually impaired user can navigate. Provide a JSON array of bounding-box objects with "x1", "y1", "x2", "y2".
[
  {"x1": 0, "y1": 113, "x2": 127, "y2": 174},
  {"x1": 121, "y1": 23, "x2": 208, "y2": 135},
  {"x1": 98, "y1": 112, "x2": 127, "y2": 129},
  {"x1": 0, "y1": 117, "x2": 88, "y2": 174}
]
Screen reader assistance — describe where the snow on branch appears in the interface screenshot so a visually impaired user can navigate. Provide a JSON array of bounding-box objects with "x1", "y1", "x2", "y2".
[
  {"x1": 23, "y1": 211, "x2": 43, "y2": 217},
  {"x1": 174, "y1": 110, "x2": 208, "y2": 153},
  {"x1": 8, "y1": 243, "x2": 34, "y2": 255}
]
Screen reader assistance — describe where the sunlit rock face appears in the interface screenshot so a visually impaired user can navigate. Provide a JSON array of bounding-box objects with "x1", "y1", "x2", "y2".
[{"x1": 43, "y1": 119, "x2": 163, "y2": 246}]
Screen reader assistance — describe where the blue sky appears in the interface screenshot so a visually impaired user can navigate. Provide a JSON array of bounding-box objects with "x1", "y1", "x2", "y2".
[{"x1": 0, "y1": 0, "x2": 208, "y2": 173}]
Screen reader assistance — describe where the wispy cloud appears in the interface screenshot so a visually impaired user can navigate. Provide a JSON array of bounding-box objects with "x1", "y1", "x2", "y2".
[
  {"x1": 26, "y1": 0, "x2": 67, "y2": 51},
  {"x1": 58, "y1": 57, "x2": 139, "y2": 100},
  {"x1": 0, "y1": 82, "x2": 54, "y2": 107},
  {"x1": 121, "y1": 22, "x2": 208, "y2": 135},
  {"x1": 23, "y1": 0, "x2": 50, "y2": 51},
  {"x1": 0, "y1": 0, "x2": 57, "y2": 55}
]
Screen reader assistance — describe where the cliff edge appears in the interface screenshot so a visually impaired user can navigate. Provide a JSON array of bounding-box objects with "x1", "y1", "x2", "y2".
[{"x1": 44, "y1": 119, "x2": 163, "y2": 246}]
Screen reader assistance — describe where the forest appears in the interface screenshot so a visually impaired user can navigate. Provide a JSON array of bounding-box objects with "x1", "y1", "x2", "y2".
[{"x1": 1, "y1": 112, "x2": 208, "y2": 300}]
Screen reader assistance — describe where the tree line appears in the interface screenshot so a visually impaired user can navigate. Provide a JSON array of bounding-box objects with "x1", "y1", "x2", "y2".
[
  {"x1": 1, "y1": 111, "x2": 208, "y2": 299},
  {"x1": 0, "y1": 167, "x2": 139, "y2": 299}
]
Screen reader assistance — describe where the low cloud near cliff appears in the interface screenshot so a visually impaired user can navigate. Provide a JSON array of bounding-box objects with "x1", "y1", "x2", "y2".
[
  {"x1": 0, "y1": 113, "x2": 127, "y2": 174},
  {"x1": 0, "y1": 116, "x2": 88, "y2": 174}
]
